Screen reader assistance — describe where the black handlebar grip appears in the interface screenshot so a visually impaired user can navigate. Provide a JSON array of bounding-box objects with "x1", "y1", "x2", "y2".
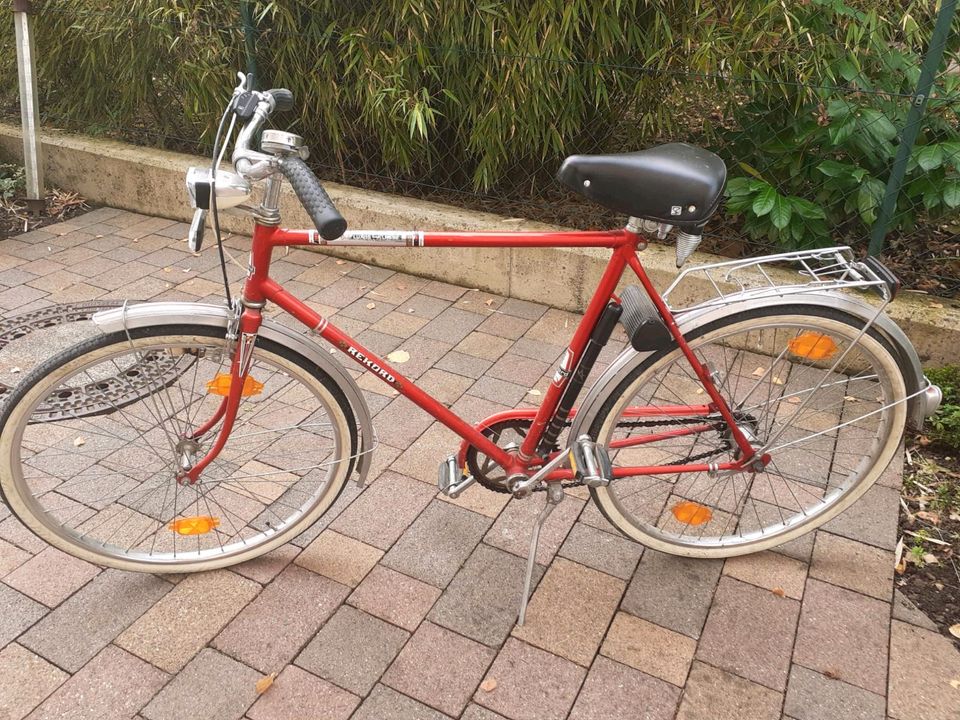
[
  {"x1": 267, "y1": 88, "x2": 295, "y2": 112},
  {"x1": 278, "y1": 157, "x2": 347, "y2": 241}
]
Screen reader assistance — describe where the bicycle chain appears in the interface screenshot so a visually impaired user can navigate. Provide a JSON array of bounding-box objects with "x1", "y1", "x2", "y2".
[{"x1": 477, "y1": 416, "x2": 733, "y2": 493}]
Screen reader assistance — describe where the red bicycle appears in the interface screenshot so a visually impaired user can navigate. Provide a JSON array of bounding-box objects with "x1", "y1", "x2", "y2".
[{"x1": 0, "y1": 78, "x2": 940, "y2": 616}]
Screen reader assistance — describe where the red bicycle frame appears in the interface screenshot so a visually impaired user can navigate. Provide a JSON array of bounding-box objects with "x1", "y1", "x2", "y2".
[{"x1": 180, "y1": 222, "x2": 760, "y2": 484}]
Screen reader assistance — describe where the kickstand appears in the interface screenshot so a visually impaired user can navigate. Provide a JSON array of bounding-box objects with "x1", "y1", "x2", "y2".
[{"x1": 517, "y1": 483, "x2": 564, "y2": 626}]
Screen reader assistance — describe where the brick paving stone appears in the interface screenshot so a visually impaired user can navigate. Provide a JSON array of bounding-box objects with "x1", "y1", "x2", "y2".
[
  {"x1": 468, "y1": 375, "x2": 530, "y2": 406},
  {"x1": 525, "y1": 308, "x2": 581, "y2": 343},
  {"x1": 383, "y1": 501, "x2": 491, "y2": 587},
  {"x1": 330, "y1": 471, "x2": 436, "y2": 550},
  {"x1": 213, "y1": 565, "x2": 349, "y2": 673},
  {"x1": 348, "y1": 565, "x2": 441, "y2": 631},
  {"x1": 0, "y1": 537, "x2": 31, "y2": 577},
  {"x1": 352, "y1": 684, "x2": 452, "y2": 720},
  {"x1": 337, "y1": 296, "x2": 397, "y2": 323},
  {"x1": 421, "y1": 279, "x2": 467, "y2": 301},
  {"x1": 0, "y1": 517, "x2": 47, "y2": 553},
  {"x1": 416, "y1": 368, "x2": 474, "y2": 404},
  {"x1": 296, "y1": 605, "x2": 409, "y2": 695},
  {"x1": 436, "y1": 351, "x2": 493, "y2": 379},
  {"x1": 784, "y1": 664, "x2": 885, "y2": 720},
  {"x1": 116, "y1": 569, "x2": 259, "y2": 673},
  {"x1": 390, "y1": 421, "x2": 461, "y2": 482},
  {"x1": 3, "y1": 546, "x2": 99, "y2": 607},
  {"x1": 420, "y1": 307, "x2": 485, "y2": 344},
  {"x1": 372, "y1": 396, "x2": 435, "y2": 447},
  {"x1": 461, "y1": 704, "x2": 509, "y2": 720},
  {"x1": 476, "y1": 312, "x2": 534, "y2": 340},
  {"x1": 437, "y1": 481, "x2": 513, "y2": 518},
  {"x1": 697, "y1": 576, "x2": 800, "y2": 691},
  {"x1": 619, "y1": 549, "x2": 723, "y2": 639},
  {"x1": 295, "y1": 529, "x2": 383, "y2": 587},
  {"x1": 509, "y1": 336, "x2": 564, "y2": 364},
  {"x1": 29, "y1": 645, "x2": 168, "y2": 720},
  {"x1": 384, "y1": 621, "x2": 495, "y2": 716},
  {"x1": 483, "y1": 494, "x2": 583, "y2": 566},
  {"x1": 474, "y1": 638, "x2": 585, "y2": 720},
  {"x1": 401, "y1": 293, "x2": 452, "y2": 319},
  {"x1": 487, "y1": 353, "x2": 551, "y2": 387},
  {"x1": 312, "y1": 276, "x2": 370, "y2": 308},
  {"x1": 0, "y1": 643, "x2": 67, "y2": 720},
  {"x1": 891, "y1": 589, "x2": 938, "y2": 631},
  {"x1": 809, "y1": 532, "x2": 894, "y2": 601},
  {"x1": 600, "y1": 612, "x2": 696, "y2": 686},
  {"x1": 722, "y1": 549, "x2": 808, "y2": 600},
  {"x1": 371, "y1": 274, "x2": 428, "y2": 305},
  {"x1": 0, "y1": 584, "x2": 46, "y2": 646},
  {"x1": 675, "y1": 661, "x2": 783, "y2": 720},
  {"x1": 369, "y1": 309, "x2": 430, "y2": 339},
  {"x1": 290, "y1": 479, "x2": 366, "y2": 549},
  {"x1": 456, "y1": 331, "x2": 513, "y2": 361},
  {"x1": 429, "y1": 543, "x2": 544, "y2": 647},
  {"x1": 558, "y1": 522, "x2": 643, "y2": 580},
  {"x1": 822, "y1": 485, "x2": 899, "y2": 550},
  {"x1": 20, "y1": 569, "x2": 169, "y2": 672},
  {"x1": 246, "y1": 665, "x2": 360, "y2": 720},
  {"x1": 387, "y1": 335, "x2": 454, "y2": 378},
  {"x1": 513, "y1": 557, "x2": 624, "y2": 666},
  {"x1": 569, "y1": 655, "x2": 680, "y2": 720},
  {"x1": 232, "y1": 544, "x2": 299, "y2": 584},
  {"x1": 793, "y1": 579, "x2": 890, "y2": 695},
  {"x1": 888, "y1": 620, "x2": 960, "y2": 720},
  {"x1": 498, "y1": 298, "x2": 547, "y2": 320},
  {"x1": 142, "y1": 648, "x2": 259, "y2": 720}
]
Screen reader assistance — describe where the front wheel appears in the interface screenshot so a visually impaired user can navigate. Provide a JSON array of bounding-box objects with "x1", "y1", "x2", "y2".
[
  {"x1": 0, "y1": 324, "x2": 357, "y2": 572},
  {"x1": 588, "y1": 305, "x2": 907, "y2": 558}
]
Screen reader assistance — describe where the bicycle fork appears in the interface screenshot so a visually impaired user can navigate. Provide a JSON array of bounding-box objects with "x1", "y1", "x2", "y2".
[{"x1": 177, "y1": 304, "x2": 263, "y2": 484}]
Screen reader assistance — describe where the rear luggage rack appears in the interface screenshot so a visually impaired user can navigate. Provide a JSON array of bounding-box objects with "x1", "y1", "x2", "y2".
[{"x1": 663, "y1": 246, "x2": 896, "y2": 314}]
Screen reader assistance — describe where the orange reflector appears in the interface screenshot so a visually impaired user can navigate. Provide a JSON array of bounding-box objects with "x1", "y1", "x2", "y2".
[
  {"x1": 671, "y1": 501, "x2": 713, "y2": 526},
  {"x1": 169, "y1": 516, "x2": 220, "y2": 535},
  {"x1": 787, "y1": 332, "x2": 838, "y2": 361},
  {"x1": 206, "y1": 373, "x2": 264, "y2": 397}
]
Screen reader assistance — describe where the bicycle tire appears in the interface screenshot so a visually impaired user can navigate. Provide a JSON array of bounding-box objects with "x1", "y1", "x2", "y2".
[
  {"x1": 587, "y1": 304, "x2": 906, "y2": 557},
  {"x1": 0, "y1": 324, "x2": 357, "y2": 572}
]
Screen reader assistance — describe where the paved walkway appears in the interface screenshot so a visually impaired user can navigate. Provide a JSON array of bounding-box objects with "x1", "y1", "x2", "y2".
[{"x1": 0, "y1": 207, "x2": 957, "y2": 720}]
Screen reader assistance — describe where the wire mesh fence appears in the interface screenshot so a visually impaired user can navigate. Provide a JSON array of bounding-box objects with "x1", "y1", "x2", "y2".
[{"x1": 1, "y1": 1, "x2": 959, "y2": 296}]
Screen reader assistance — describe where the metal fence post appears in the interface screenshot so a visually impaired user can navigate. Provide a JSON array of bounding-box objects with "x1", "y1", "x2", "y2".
[
  {"x1": 868, "y1": 0, "x2": 958, "y2": 256},
  {"x1": 12, "y1": 0, "x2": 44, "y2": 214},
  {"x1": 240, "y1": 0, "x2": 258, "y2": 89}
]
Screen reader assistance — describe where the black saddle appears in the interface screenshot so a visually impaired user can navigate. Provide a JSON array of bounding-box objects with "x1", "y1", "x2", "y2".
[{"x1": 557, "y1": 143, "x2": 727, "y2": 231}]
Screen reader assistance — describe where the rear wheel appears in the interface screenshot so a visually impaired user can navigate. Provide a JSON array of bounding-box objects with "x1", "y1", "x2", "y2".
[
  {"x1": 0, "y1": 324, "x2": 356, "y2": 572},
  {"x1": 588, "y1": 305, "x2": 906, "y2": 557}
]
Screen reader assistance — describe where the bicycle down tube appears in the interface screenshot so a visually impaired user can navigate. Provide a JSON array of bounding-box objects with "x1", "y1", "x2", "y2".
[{"x1": 178, "y1": 220, "x2": 762, "y2": 485}]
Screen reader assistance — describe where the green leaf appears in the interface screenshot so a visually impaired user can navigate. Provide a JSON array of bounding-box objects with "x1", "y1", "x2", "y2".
[
  {"x1": 792, "y1": 198, "x2": 828, "y2": 220},
  {"x1": 857, "y1": 177, "x2": 885, "y2": 224},
  {"x1": 828, "y1": 116, "x2": 856, "y2": 146},
  {"x1": 915, "y1": 144, "x2": 944, "y2": 171},
  {"x1": 858, "y1": 109, "x2": 897, "y2": 142},
  {"x1": 770, "y1": 194, "x2": 793, "y2": 230},
  {"x1": 725, "y1": 177, "x2": 753, "y2": 197},
  {"x1": 817, "y1": 159, "x2": 849, "y2": 177},
  {"x1": 751, "y1": 184, "x2": 776, "y2": 217},
  {"x1": 943, "y1": 181, "x2": 960, "y2": 209},
  {"x1": 737, "y1": 162, "x2": 764, "y2": 180}
]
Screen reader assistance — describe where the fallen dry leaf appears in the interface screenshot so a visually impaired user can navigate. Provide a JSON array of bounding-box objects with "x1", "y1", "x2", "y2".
[
  {"x1": 255, "y1": 672, "x2": 277, "y2": 694},
  {"x1": 386, "y1": 350, "x2": 410, "y2": 364},
  {"x1": 771, "y1": 587, "x2": 786, "y2": 598},
  {"x1": 10, "y1": 367, "x2": 20, "y2": 374},
  {"x1": 73, "y1": 437, "x2": 86, "y2": 447},
  {"x1": 922, "y1": 553, "x2": 938, "y2": 565},
  {"x1": 163, "y1": 267, "x2": 172, "y2": 273},
  {"x1": 929, "y1": 302, "x2": 944, "y2": 309},
  {"x1": 335, "y1": 259, "x2": 346, "y2": 265},
  {"x1": 823, "y1": 668, "x2": 841, "y2": 680},
  {"x1": 950, "y1": 678, "x2": 960, "y2": 690},
  {"x1": 751, "y1": 366, "x2": 766, "y2": 377},
  {"x1": 950, "y1": 624, "x2": 960, "y2": 640},
  {"x1": 527, "y1": 388, "x2": 541, "y2": 396},
  {"x1": 787, "y1": 396, "x2": 801, "y2": 404},
  {"x1": 916, "y1": 510, "x2": 940, "y2": 525},
  {"x1": 935, "y1": 582, "x2": 945, "y2": 591},
  {"x1": 366, "y1": 302, "x2": 376, "y2": 310},
  {"x1": 484, "y1": 299, "x2": 494, "y2": 306},
  {"x1": 396, "y1": 284, "x2": 406, "y2": 290},
  {"x1": 772, "y1": 376, "x2": 784, "y2": 385},
  {"x1": 479, "y1": 678, "x2": 498, "y2": 693}
]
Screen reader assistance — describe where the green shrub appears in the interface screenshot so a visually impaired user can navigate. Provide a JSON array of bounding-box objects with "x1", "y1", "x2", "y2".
[
  {"x1": 0, "y1": 162, "x2": 25, "y2": 201},
  {"x1": 721, "y1": 0, "x2": 960, "y2": 248},
  {"x1": 926, "y1": 366, "x2": 960, "y2": 450}
]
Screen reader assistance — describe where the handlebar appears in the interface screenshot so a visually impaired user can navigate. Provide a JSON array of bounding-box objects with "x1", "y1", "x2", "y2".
[{"x1": 230, "y1": 84, "x2": 347, "y2": 239}]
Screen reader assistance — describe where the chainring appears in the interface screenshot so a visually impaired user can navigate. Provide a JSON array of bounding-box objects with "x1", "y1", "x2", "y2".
[{"x1": 466, "y1": 419, "x2": 534, "y2": 494}]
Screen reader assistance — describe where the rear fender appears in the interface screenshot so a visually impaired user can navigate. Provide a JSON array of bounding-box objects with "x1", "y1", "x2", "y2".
[{"x1": 570, "y1": 292, "x2": 934, "y2": 442}]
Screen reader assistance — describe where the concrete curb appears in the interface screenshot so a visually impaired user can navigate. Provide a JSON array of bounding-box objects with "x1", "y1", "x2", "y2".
[{"x1": 1, "y1": 121, "x2": 956, "y2": 365}]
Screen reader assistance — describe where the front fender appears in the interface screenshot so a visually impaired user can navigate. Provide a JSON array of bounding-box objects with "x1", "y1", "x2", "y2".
[
  {"x1": 570, "y1": 292, "x2": 934, "y2": 442},
  {"x1": 92, "y1": 302, "x2": 375, "y2": 486}
]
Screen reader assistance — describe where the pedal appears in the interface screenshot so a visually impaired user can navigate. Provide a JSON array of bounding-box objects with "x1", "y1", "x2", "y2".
[
  {"x1": 619, "y1": 285, "x2": 673, "y2": 352},
  {"x1": 438, "y1": 456, "x2": 475, "y2": 499},
  {"x1": 570, "y1": 435, "x2": 613, "y2": 488}
]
